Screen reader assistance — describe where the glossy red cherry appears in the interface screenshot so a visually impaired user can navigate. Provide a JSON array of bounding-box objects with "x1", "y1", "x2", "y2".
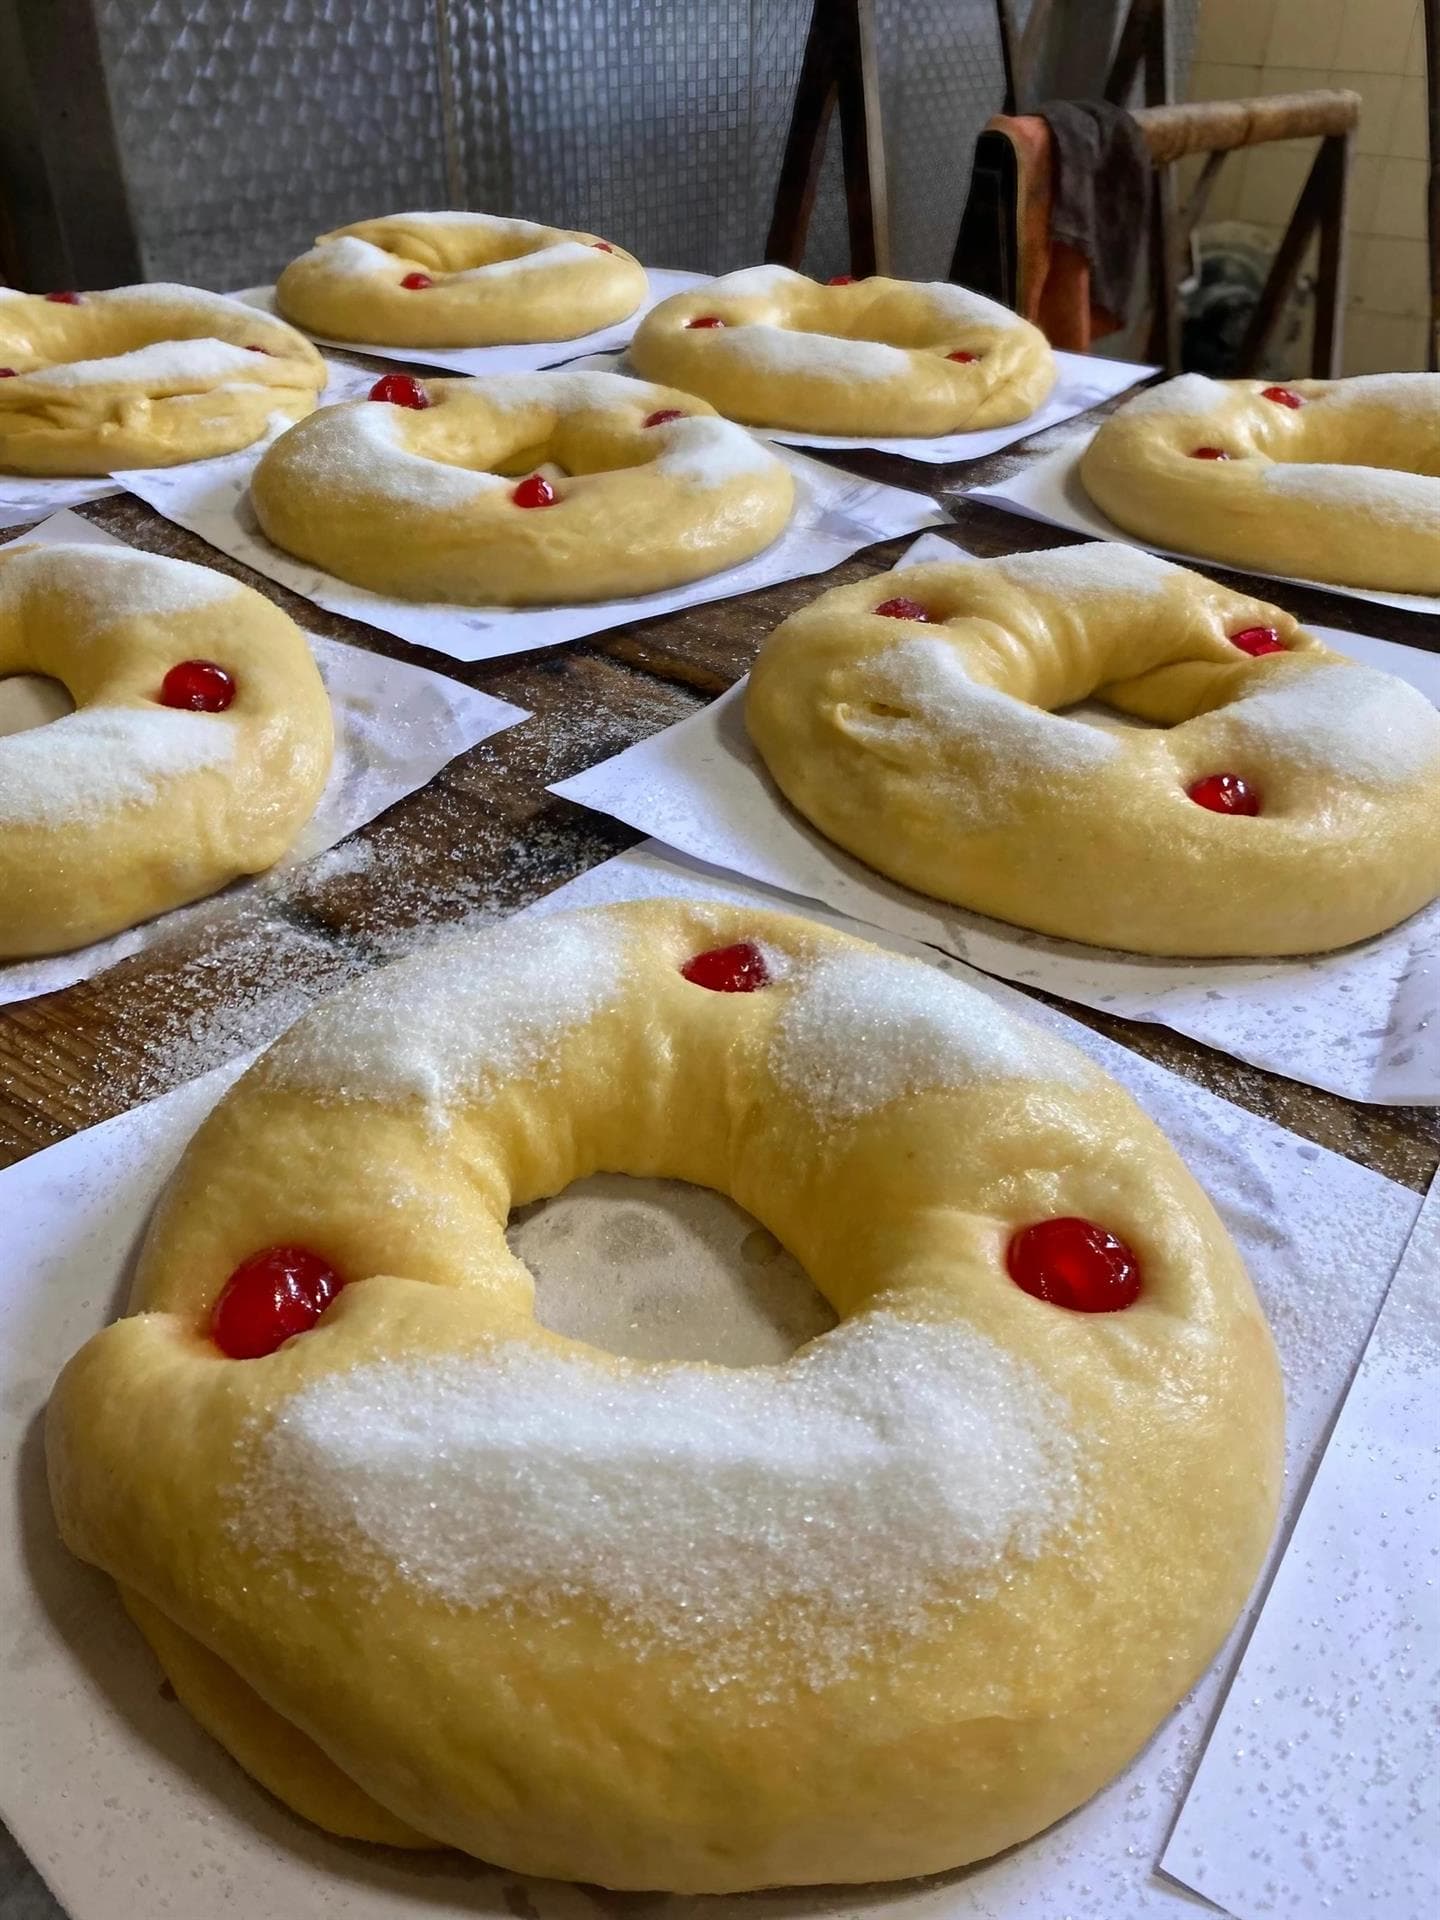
[
  {"x1": 592, "y1": 241, "x2": 615, "y2": 253},
  {"x1": 947, "y1": 349, "x2": 979, "y2": 363},
  {"x1": 512, "y1": 472, "x2": 557, "y2": 509},
  {"x1": 1007, "y1": 1218, "x2": 1141, "y2": 1312},
  {"x1": 159, "y1": 659, "x2": 236, "y2": 712},
  {"x1": 643, "y1": 408, "x2": 686, "y2": 427},
  {"x1": 0, "y1": 369, "x2": 14, "y2": 379},
  {"x1": 45, "y1": 290, "x2": 81, "y2": 304},
  {"x1": 874, "y1": 595, "x2": 933, "y2": 621},
  {"x1": 368, "y1": 372, "x2": 430, "y2": 409},
  {"x1": 1188, "y1": 772, "x2": 1261, "y2": 816},
  {"x1": 681, "y1": 941, "x2": 770, "y2": 993},
  {"x1": 827, "y1": 274, "x2": 856, "y2": 285},
  {"x1": 1230, "y1": 625, "x2": 1286, "y2": 657},
  {"x1": 211, "y1": 1245, "x2": 345, "y2": 1359},
  {"x1": 1191, "y1": 446, "x2": 1230, "y2": 459},
  {"x1": 687, "y1": 315, "x2": 726, "y2": 329},
  {"x1": 400, "y1": 271, "x2": 434, "y2": 290},
  {"x1": 1262, "y1": 385, "x2": 1302, "y2": 408}
]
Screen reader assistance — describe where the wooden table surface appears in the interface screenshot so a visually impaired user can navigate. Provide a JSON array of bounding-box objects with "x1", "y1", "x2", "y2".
[{"x1": 2, "y1": 381, "x2": 1437, "y2": 1199}]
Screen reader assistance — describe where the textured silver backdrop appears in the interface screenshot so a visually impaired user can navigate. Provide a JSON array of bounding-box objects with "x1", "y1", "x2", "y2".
[{"x1": 92, "y1": 0, "x2": 1194, "y2": 289}]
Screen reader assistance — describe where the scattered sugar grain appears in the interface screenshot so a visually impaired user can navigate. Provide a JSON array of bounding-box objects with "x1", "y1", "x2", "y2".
[
  {"x1": 246, "y1": 1311, "x2": 1080, "y2": 1684},
  {"x1": 1224, "y1": 663, "x2": 1440, "y2": 786},
  {"x1": 771, "y1": 945, "x2": 1091, "y2": 1119}
]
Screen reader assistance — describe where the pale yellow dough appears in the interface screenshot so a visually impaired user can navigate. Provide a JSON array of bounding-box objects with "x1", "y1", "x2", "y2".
[
  {"x1": 251, "y1": 369, "x2": 796, "y2": 604},
  {"x1": 1080, "y1": 371, "x2": 1440, "y2": 593},
  {"x1": 629, "y1": 265, "x2": 1056, "y2": 434},
  {"x1": 48, "y1": 899, "x2": 1283, "y2": 1891},
  {"x1": 0, "y1": 542, "x2": 333, "y2": 958},
  {"x1": 275, "y1": 211, "x2": 647, "y2": 347},
  {"x1": 746, "y1": 544, "x2": 1440, "y2": 956},
  {"x1": 0, "y1": 283, "x2": 325, "y2": 475}
]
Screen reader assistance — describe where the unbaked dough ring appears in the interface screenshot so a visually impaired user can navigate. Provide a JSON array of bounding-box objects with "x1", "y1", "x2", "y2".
[
  {"x1": 47, "y1": 898, "x2": 1283, "y2": 1891},
  {"x1": 0, "y1": 283, "x2": 325, "y2": 476},
  {"x1": 746, "y1": 543, "x2": 1440, "y2": 956},
  {"x1": 0, "y1": 542, "x2": 332, "y2": 958},
  {"x1": 251, "y1": 369, "x2": 796, "y2": 604},
  {"x1": 1080, "y1": 372, "x2": 1440, "y2": 593},
  {"x1": 629, "y1": 264, "x2": 1056, "y2": 434},
  {"x1": 275, "y1": 212, "x2": 647, "y2": 347}
]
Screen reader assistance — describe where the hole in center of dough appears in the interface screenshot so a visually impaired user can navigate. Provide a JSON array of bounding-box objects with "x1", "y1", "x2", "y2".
[
  {"x1": 0, "y1": 673, "x2": 75, "y2": 737},
  {"x1": 511, "y1": 1174, "x2": 838, "y2": 1367}
]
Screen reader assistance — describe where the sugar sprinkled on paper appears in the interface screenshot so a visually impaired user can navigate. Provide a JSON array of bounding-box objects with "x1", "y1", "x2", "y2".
[
  {"x1": 771, "y1": 944, "x2": 1091, "y2": 1118},
  {"x1": 246, "y1": 1312, "x2": 1080, "y2": 1683}
]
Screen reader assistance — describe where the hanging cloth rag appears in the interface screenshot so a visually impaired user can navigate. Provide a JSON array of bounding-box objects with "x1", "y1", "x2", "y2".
[{"x1": 954, "y1": 100, "x2": 1151, "y2": 351}]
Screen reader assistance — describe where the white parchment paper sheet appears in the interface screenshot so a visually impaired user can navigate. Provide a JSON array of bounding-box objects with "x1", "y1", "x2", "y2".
[
  {"x1": 0, "y1": 839, "x2": 1423, "y2": 1920},
  {"x1": 0, "y1": 510, "x2": 528, "y2": 1007},
  {"x1": 240, "y1": 269, "x2": 708, "y2": 375},
  {"x1": 966, "y1": 432, "x2": 1440, "y2": 619},
  {"x1": 115, "y1": 433, "x2": 946, "y2": 665},
  {"x1": 1164, "y1": 1170, "x2": 1440, "y2": 1920},
  {"x1": 0, "y1": 356, "x2": 373, "y2": 531},
  {"x1": 551, "y1": 535, "x2": 1440, "y2": 1104},
  {"x1": 576, "y1": 346, "x2": 1153, "y2": 463}
]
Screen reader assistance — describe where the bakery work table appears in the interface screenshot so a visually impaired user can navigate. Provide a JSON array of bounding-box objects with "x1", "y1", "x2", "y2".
[{"x1": 1, "y1": 389, "x2": 1437, "y2": 1195}]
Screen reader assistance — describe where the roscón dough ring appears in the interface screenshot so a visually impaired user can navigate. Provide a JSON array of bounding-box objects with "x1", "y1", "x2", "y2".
[
  {"x1": 251, "y1": 369, "x2": 796, "y2": 604},
  {"x1": 0, "y1": 283, "x2": 325, "y2": 476},
  {"x1": 275, "y1": 212, "x2": 647, "y2": 348},
  {"x1": 1080, "y1": 372, "x2": 1440, "y2": 594},
  {"x1": 746, "y1": 543, "x2": 1440, "y2": 957},
  {"x1": 48, "y1": 899, "x2": 1283, "y2": 1891},
  {"x1": 0, "y1": 542, "x2": 332, "y2": 958},
  {"x1": 629, "y1": 264, "x2": 1056, "y2": 435}
]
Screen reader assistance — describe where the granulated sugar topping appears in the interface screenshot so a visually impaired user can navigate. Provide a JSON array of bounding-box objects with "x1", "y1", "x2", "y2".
[
  {"x1": 0, "y1": 706, "x2": 236, "y2": 827},
  {"x1": 25, "y1": 339, "x2": 265, "y2": 389},
  {"x1": 1260, "y1": 461, "x2": 1440, "y2": 528},
  {"x1": 4, "y1": 543, "x2": 239, "y2": 624},
  {"x1": 771, "y1": 944, "x2": 1091, "y2": 1119},
  {"x1": 265, "y1": 911, "x2": 628, "y2": 1109},
  {"x1": 454, "y1": 241, "x2": 597, "y2": 280},
  {"x1": 1224, "y1": 662, "x2": 1440, "y2": 786},
  {"x1": 997, "y1": 542, "x2": 1177, "y2": 603},
  {"x1": 249, "y1": 1312, "x2": 1080, "y2": 1682},
  {"x1": 1120, "y1": 373, "x2": 1228, "y2": 417},
  {"x1": 309, "y1": 235, "x2": 405, "y2": 279},
  {"x1": 653, "y1": 415, "x2": 779, "y2": 488},
  {"x1": 296, "y1": 403, "x2": 508, "y2": 507},
  {"x1": 724, "y1": 325, "x2": 910, "y2": 382}
]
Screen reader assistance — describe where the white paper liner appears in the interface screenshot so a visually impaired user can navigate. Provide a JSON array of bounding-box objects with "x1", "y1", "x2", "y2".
[
  {"x1": 550, "y1": 534, "x2": 1440, "y2": 1105},
  {"x1": 1163, "y1": 1169, "x2": 1440, "y2": 1920},
  {"x1": 114, "y1": 434, "x2": 947, "y2": 666},
  {"x1": 238, "y1": 268, "x2": 709, "y2": 373},
  {"x1": 572, "y1": 346, "x2": 1154, "y2": 463},
  {"x1": 0, "y1": 839, "x2": 1424, "y2": 1920},
  {"x1": 966, "y1": 430, "x2": 1440, "y2": 619},
  {"x1": 0, "y1": 510, "x2": 528, "y2": 1007},
  {"x1": 0, "y1": 356, "x2": 373, "y2": 531}
]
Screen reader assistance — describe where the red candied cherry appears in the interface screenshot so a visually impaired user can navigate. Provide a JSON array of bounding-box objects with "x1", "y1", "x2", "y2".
[
  {"x1": 1261, "y1": 385, "x2": 1302, "y2": 409},
  {"x1": 512, "y1": 472, "x2": 557, "y2": 509},
  {"x1": 368, "y1": 372, "x2": 430, "y2": 409},
  {"x1": 1191, "y1": 446, "x2": 1230, "y2": 460},
  {"x1": 642, "y1": 408, "x2": 686, "y2": 427},
  {"x1": 947, "y1": 349, "x2": 979, "y2": 364},
  {"x1": 400, "y1": 271, "x2": 434, "y2": 290},
  {"x1": 592, "y1": 241, "x2": 615, "y2": 253},
  {"x1": 244, "y1": 344, "x2": 274, "y2": 355},
  {"x1": 1230, "y1": 625, "x2": 1286, "y2": 658},
  {"x1": 681, "y1": 941, "x2": 770, "y2": 993},
  {"x1": 45, "y1": 290, "x2": 82, "y2": 304},
  {"x1": 827, "y1": 274, "x2": 856, "y2": 285},
  {"x1": 211, "y1": 1245, "x2": 345, "y2": 1359},
  {"x1": 0, "y1": 369, "x2": 14, "y2": 379},
  {"x1": 686, "y1": 315, "x2": 726, "y2": 329},
  {"x1": 874, "y1": 595, "x2": 933, "y2": 622},
  {"x1": 1007, "y1": 1217, "x2": 1141, "y2": 1312},
  {"x1": 159, "y1": 659, "x2": 236, "y2": 712},
  {"x1": 1188, "y1": 772, "x2": 1261, "y2": 816}
]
